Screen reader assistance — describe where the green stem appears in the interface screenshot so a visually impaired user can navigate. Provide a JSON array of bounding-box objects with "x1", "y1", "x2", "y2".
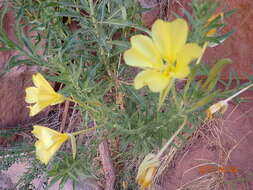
[
  {"x1": 65, "y1": 97, "x2": 98, "y2": 113},
  {"x1": 71, "y1": 126, "x2": 102, "y2": 136},
  {"x1": 88, "y1": 0, "x2": 112, "y2": 78},
  {"x1": 182, "y1": 42, "x2": 208, "y2": 106},
  {"x1": 172, "y1": 82, "x2": 180, "y2": 110},
  {"x1": 156, "y1": 116, "x2": 187, "y2": 159},
  {"x1": 88, "y1": 0, "x2": 97, "y2": 30},
  {"x1": 158, "y1": 79, "x2": 173, "y2": 111},
  {"x1": 196, "y1": 42, "x2": 208, "y2": 65}
]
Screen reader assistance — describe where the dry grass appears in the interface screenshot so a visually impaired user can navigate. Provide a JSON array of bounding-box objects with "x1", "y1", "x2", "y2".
[{"x1": 154, "y1": 109, "x2": 251, "y2": 190}]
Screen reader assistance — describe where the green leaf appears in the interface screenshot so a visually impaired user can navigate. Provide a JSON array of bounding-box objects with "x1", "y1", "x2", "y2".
[
  {"x1": 187, "y1": 90, "x2": 220, "y2": 112},
  {"x1": 202, "y1": 58, "x2": 232, "y2": 89},
  {"x1": 59, "y1": 175, "x2": 69, "y2": 189},
  {"x1": 68, "y1": 171, "x2": 79, "y2": 183},
  {"x1": 107, "y1": 40, "x2": 130, "y2": 48},
  {"x1": 158, "y1": 79, "x2": 173, "y2": 110},
  {"x1": 224, "y1": 9, "x2": 236, "y2": 17},
  {"x1": 206, "y1": 30, "x2": 235, "y2": 45},
  {"x1": 69, "y1": 134, "x2": 77, "y2": 160},
  {"x1": 183, "y1": 64, "x2": 201, "y2": 99},
  {"x1": 99, "y1": 19, "x2": 151, "y2": 35}
]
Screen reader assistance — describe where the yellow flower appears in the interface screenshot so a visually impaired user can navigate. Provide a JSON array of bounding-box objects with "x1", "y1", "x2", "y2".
[
  {"x1": 136, "y1": 154, "x2": 160, "y2": 189},
  {"x1": 32, "y1": 125, "x2": 69, "y2": 164},
  {"x1": 124, "y1": 19, "x2": 202, "y2": 93},
  {"x1": 25, "y1": 73, "x2": 65, "y2": 116},
  {"x1": 206, "y1": 100, "x2": 228, "y2": 119}
]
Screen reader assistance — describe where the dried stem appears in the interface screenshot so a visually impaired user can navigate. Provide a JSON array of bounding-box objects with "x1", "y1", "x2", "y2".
[{"x1": 99, "y1": 140, "x2": 116, "y2": 190}]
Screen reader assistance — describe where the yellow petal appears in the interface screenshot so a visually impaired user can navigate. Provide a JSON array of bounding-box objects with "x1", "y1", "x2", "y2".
[
  {"x1": 173, "y1": 63, "x2": 190, "y2": 79},
  {"x1": 26, "y1": 73, "x2": 66, "y2": 116},
  {"x1": 177, "y1": 43, "x2": 202, "y2": 65},
  {"x1": 173, "y1": 43, "x2": 202, "y2": 78},
  {"x1": 37, "y1": 88, "x2": 65, "y2": 106},
  {"x1": 33, "y1": 73, "x2": 54, "y2": 92},
  {"x1": 25, "y1": 87, "x2": 39, "y2": 103},
  {"x1": 129, "y1": 35, "x2": 162, "y2": 69},
  {"x1": 134, "y1": 70, "x2": 171, "y2": 92},
  {"x1": 151, "y1": 20, "x2": 170, "y2": 60},
  {"x1": 32, "y1": 125, "x2": 62, "y2": 144},
  {"x1": 124, "y1": 48, "x2": 154, "y2": 69},
  {"x1": 32, "y1": 125, "x2": 69, "y2": 164},
  {"x1": 28, "y1": 104, "x2": 44, "y2": 117},
  {"x1": 152, "y1": 19, "x2": 188, "y2": 63},
  {"x1": 35, "y1": 140, "x2": 51, "y2": 164}
]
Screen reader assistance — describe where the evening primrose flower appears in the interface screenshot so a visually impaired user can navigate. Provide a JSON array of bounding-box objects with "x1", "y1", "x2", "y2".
[
  {"x1": 136, "y1": 154, "x2": 160, "y2": 189},
  {"x1": 25, "y1": 73, "x2": 65, "y2": 116},
  {"x1": 32, "y1": 125, "x2": 69, "y2": 164},
  {"x1": 124, "y1": 19, "x2": 202, "y2": 93}
]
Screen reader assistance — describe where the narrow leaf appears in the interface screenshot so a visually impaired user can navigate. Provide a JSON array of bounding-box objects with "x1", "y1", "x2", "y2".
[
  {"x1": 69, "y1": 134, "x2": 77, "y2": 160},
  {"x1": 187, "y1": 90, "x2": 220, "y2": 112},
  {"x1": 202, "y1": 58, "x2": 232, "y2": 89},
  {"x1": 99, "y1": 19, "x2": 151, "y2": 35},
  {"x1": 158, "y1": 79, "x2": 173, "y2": 110}
]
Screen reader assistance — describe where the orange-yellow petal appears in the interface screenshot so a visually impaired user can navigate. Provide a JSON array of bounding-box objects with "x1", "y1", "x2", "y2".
[
  {"x1": 207, "y1": 12, "x2": 224, "y2": 36},
  {"x1": 206, "y1": 101, "x2": 228, "y2": 119},
  {"x1": 137, "y1": 167, "x2": 157, "y2": 189},
  {"x1": 136, "y1": 154, "x2": 160, "y2": 190}
]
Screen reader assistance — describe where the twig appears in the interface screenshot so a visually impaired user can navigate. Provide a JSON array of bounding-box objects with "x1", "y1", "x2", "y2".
[
  {"x1": 66, "y1": 102, "x2": 78, "y2": 133},
  {"x1": 99, "y1": 140, "x2": 116, "y2": 190},
  {"x1": 60, "y1": 100, "x2": 69, "y2": 132}
]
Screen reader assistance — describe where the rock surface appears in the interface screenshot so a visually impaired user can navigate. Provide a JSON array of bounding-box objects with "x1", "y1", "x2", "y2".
[
  {"x1": 3, "y1": 162, "x2": 102, "y2": 190},
  {"x1": 0, "y1": 172, "x2": 13, "y2": 190}
]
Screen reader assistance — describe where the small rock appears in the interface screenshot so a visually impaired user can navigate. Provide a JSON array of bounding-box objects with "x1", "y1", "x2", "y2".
[
  {"x1": 0, "y1": 172, "x2": 13, "y2": 190},
  {"x1": 62, "y1": 177, "x2": 102, "y2": 190}
]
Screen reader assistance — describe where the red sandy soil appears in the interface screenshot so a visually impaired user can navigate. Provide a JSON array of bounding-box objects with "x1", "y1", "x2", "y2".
[{"x1": 158, "y1": 91, "x2": 253, "y2": 190}]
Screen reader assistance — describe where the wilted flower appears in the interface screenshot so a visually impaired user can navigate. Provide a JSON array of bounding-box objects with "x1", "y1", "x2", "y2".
[
  {"x1": 206, "y1": 100, "x2": 228, "y2": 119},
  {"x1": 206, "y1": 12, "x2": 224, "y2": 37},
  {"x1": 207, "y1": 83, "x2": 253, "y2": 119},
  {"x1": 32, "y1": 125, "x2": 69, "y2": 164},
  {"x1": 124, "y1": 19, "x2": 202, "y2": 93},
  {"x1": 136, "y1": 154, "x2": 160, "y2": 189},
  {"x1": 25, "y1": 73, "x2": 65, "y2": 116}
]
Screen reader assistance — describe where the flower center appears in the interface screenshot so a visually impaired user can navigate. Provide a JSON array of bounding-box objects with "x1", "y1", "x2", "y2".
[{"x1": 160, "y1": 59, "x2": 176, "y2": 76}]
